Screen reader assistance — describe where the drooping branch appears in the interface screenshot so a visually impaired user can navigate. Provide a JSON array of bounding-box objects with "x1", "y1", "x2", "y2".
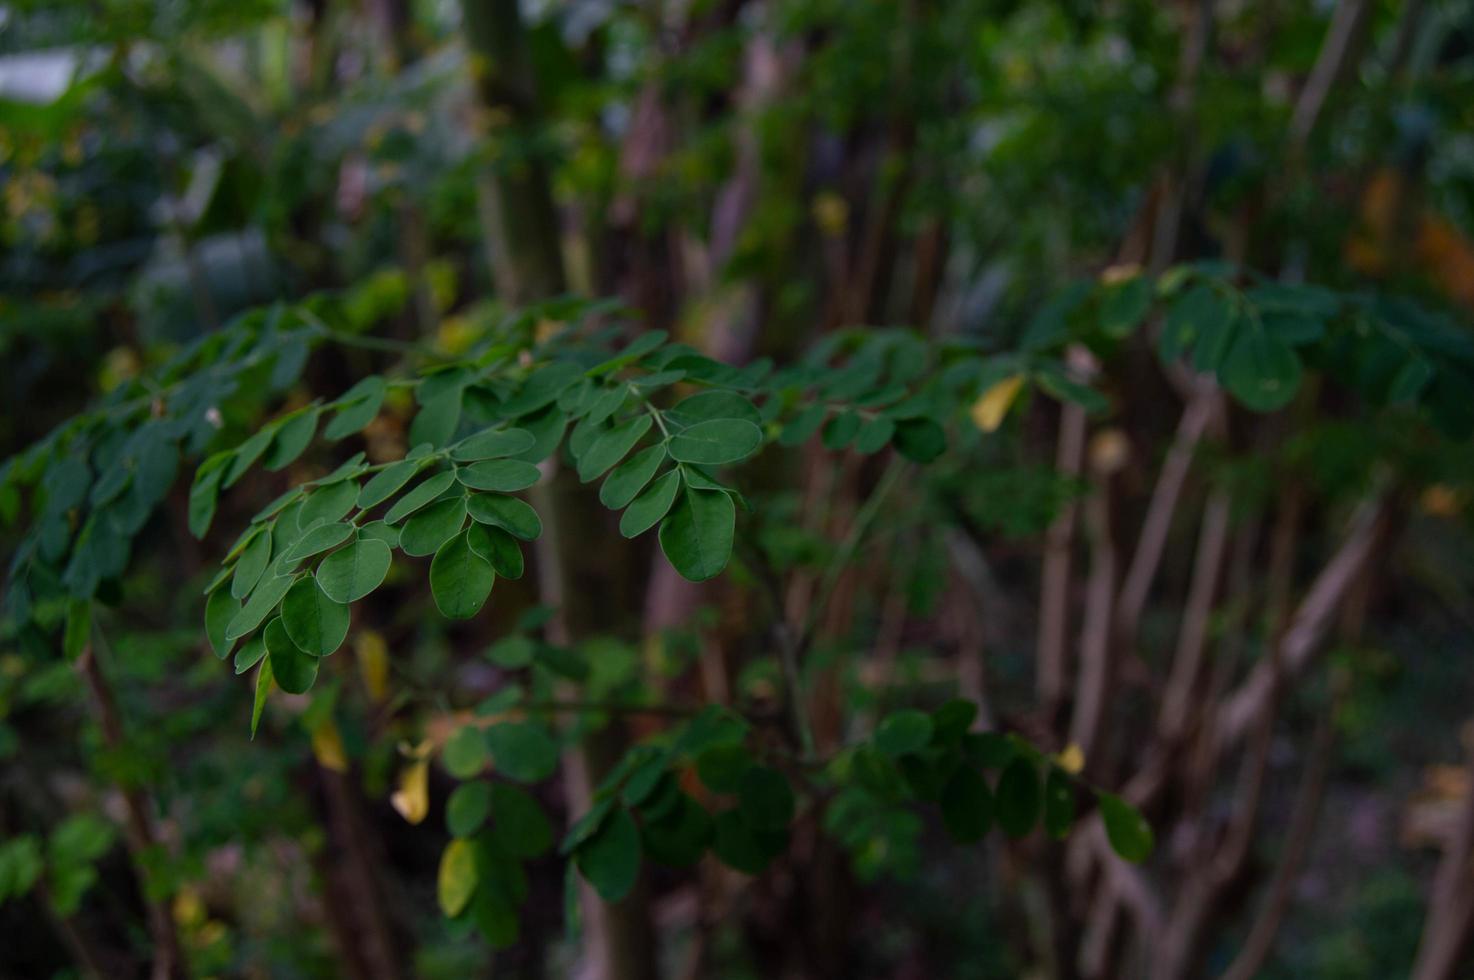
[{"x1": 1217, "y1": 497, "x2": 1393, "y2": 746}]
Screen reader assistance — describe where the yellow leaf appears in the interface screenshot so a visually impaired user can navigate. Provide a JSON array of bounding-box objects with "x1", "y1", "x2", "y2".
[
  {"x1": 812, "y1": 192, "x2": 849, "y2": 237},
  {"x1": 1055, "y1": 743, "x2": 1085, "y2": 776},
  {"x1": 437, "y1": 839, "x2": 479, "y2": 918},
  {"x1": 391, "y1": 759, "x2": 429, "y2": 825},
  {"x1": 355, "y1": 630, "x2": 390, "y2": 702},
  {"x1": 970, "y1": 375, "x2": 1024, "y2": 432},
  {"x1": 311, "y1": 718, "x2": 349, "y2": 773},
  {"x1": 172, "y1": 887, "x2": 206, "y2": 928}
]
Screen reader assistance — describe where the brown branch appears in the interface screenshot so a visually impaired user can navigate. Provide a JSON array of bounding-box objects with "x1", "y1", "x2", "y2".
[
  {"x1": 1217, "y1": 497, "x2": 1392, "y2": 746},
  {"x1": 1037, "y1": 400, "x2": 1088, "y2": 713},
  {"x1": 1159, "y1": 488, "x2": 1233, "y2": 740},
  {"x1": 1288, "y1": 0, "x2": 1373, "y2": 157},
  {"x1": 1069, "y1": 478, "x2": 1118, "y2": 763},
  {"x1": 1116, "y1": 385, "x2": 1219, "y2": 650}
]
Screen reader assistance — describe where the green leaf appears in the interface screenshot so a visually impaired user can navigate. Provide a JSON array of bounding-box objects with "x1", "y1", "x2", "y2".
[
  {"x1": 1389, "y1": 358, "x2": 1433, "y2": 403},
  {"x1": 399, "y1": 495, "x2": 468, "y2": 557},
  {"x1": 470, "y1": 889, "x2": 519, "y2": 949},
  {"x1": 467, "y1": 524, "x2": 524, "y2": 579},
  {"x1": 501, "y1": 362, "x2": 583, "y2": 417},
  {"x1": 205, "y1": 588, "x2": 238, "y2": 660},
  {"x1": 577, "y1": 415, "x2": 653, "y2": 482},
  {"x1": 667, "y1": 419, "x2": 763, "y2": 465},
  {"x1": 490, "y1": 783, "x2": 553, "y2": 859},
  {"x1": 264, "y1": 616, "x2": 318, "y2": 695},
  {"x1": 188, "y1": 467, "x2": 223, "y2": 538},
  {"x1": 737, "y1": 767, "x2": 794, "y2": 831},
  {"x1": 853, "y1": 417, "x2": 895, "y2": 454},
  {"x1": 575, "y1": 807, "x2": 641, "y2": 902},
  {"x1": 467, "y1": 493, "x2": 542, "y2": 541},
  {"x1": 995, "y1": 758, "x2": 1041, "y2": 839},
  {"x1": 444, "y1": 726, "x2": 491, "y2": 779},
  {"x1": 456, "y1": 459, "x2": 541, "y2": 492},
  {"x1": 667, "y1": 390, "x2": 761, "y2": 426},
  {"x1": 930, "y1": 699, "x2": 978, "y2": 744},
  {"x1": 430, "y1": 531, "x2": 495, "y2": 619},
  {"x1": 324, "y1": 377, "x2": 386, "y2": 440},
  {"x1": 822, "y1": 411, "x2": 861, "y2": 450},
  {"x1": 315, "y1": 539, "x2": 392, "y2": 603},
  {"x1": 437, "y1": 839, "x2": 479, "y2": 917},
  {"x1": 225, "y1": 572, "x2": 295, "y2": 641},
  {"x1": 892, "y1": 418, "x2": 946, "y2": 463},
  {"x1": 264, "y1": 410, "x2": 318, "y2": 471},
  {"x1": 1043, "y1": 769, "x2": 1075, "y2": 839},
  {"x1": 587, "y1": 329, "x2": 668, "y2": 376},
  {"x1": 384, "y1": 470, "x2": 457, "y2": 524},
  {"x1": 234, "y1": 633, "x2": 267, "y2": 675},
  {"x1": 1099, "y1": 275, "x2": 1154, "y2": 337},
  {"x1": 62, "y1": 599, "x2": 90, "y2": 661},
  {"x1": 875, "y1": 709, "x2": 933, "y2": 756},
  {"x1": 1035, "y1": 368, "x2": 1109, "y2": 415},
  {"x1": 485, "y1": 722, "x2": 559, "y2": 783},
  {"x1": 409, "y1": 388, "x2": 463, "y2": 448},
  {"x1": 357, "y1": 460, "x2": 420, "y2": 509},
  {"x1": 712, "y1": 809, "x2": 785, "y2": 875},
  {"x1": 452, "y1": 428, "x2": 536, "y2": 462},
  {"x1": 619, "y1": 470, "x2": 681, "y2": 538},
  {"x1": 695, "y1": 744, "x2": 752, "y2": 794},
  {"x1": 224, "y1": 428, "x2": 274, "y2": 488},
  {"x1": 1221, "y1": 328, "x2": 1302, "y2": 412},
  {"x1": 600, "y1": 445, "x2": 667, "y2": 509},
  {"x1": 486, "y1": 634, "x2": 535, "y2": 668},
  {"x1": 657, "y1": 487, "x2": 734, "y2": 582},
  {"x1": 251, "y1": 656, "x2": 273, "y2": 739},
  {"x1": 640, "y1": 794, "x2": 713, "y2": 868},
  {"x1": 357, "y1": 520, "x2": 400, "y2": 548},
  {"x1": 940, "y1": 767, "x2": 993, "y2": 842},
  {"x1": 779, "y1": 403, "x2": 826, "y2": 446},
  {"x1": 296, "y1": 479, "x2": 358, "y2": 530},
  {"x1": 282, "y1": 521, "x2": 355, "y2": 563},
  {"x1": 280, "y1": 577, "x2": 350, "y2": 657},
  {"x1": 1099, "y1": 793, "x2": 1154, "y2": 863},
  {"x1": 447, "y1": 781, "x2": 492, "y2": 839}
]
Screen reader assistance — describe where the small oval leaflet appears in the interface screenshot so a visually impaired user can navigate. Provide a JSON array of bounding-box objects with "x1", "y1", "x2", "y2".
[
  {"x1": 357, "y1": 460, "x2": 421, "y2": 510},
  {"x1": 657, "y1": 487, "x2": 735, "y2": 582},
  {"x1": 385, "y1": 470, "x2": 459, "y2": 524},
  {"x1": 1099, "y1": 792, "x2": 1154, "y2": 863},
  {"x1": 619, "y1": 470, "x2": 681, "y2": 538},
  {"x1": 667, "y1": 419, "x2": 764, "y2": 466},
  {"x1": 599, "y1": 444, "x2": 666, "y2": 510},
  {"x1": 430, "y1": 531, "x2": 495, "y2": 619},
  {"x1": 315, "y1": 538, "x2": 393, "y2": 604},
  {"x1": 399, "y1": 495, "x2": 468, "y2": 557},
  {"x1": 467, "y1": 493, "x2": 542, "y2": 541},
  {"x1": 996, "y1": 758, "x2": 1042, "y2": 839},
  {"x1": 575, "y1": 807, "x2": 641, "y2": 903},
  {"x1": 282, "y1": 521, "x2": 355, "y2": 563},
  {"x1": 467, "y1": 523, "x2": 524, "y2": 579},
  {"x1": 456, "y1": 459, "x2": 541, "y2": 493},
  {"x1": 452, "y1": 427, "x2": 536, "y2": 462},
  {"x1": 280, "y1": 576, "x2": 350, "y2": 657},
  {"x1": 264, "y1": 616, "x2": 318, "y2": 695}
]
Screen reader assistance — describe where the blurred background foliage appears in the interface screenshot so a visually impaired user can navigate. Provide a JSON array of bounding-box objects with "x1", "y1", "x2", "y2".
[{"x1": 2, "y1": 0, "x2": 1474, "y2": 978}]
